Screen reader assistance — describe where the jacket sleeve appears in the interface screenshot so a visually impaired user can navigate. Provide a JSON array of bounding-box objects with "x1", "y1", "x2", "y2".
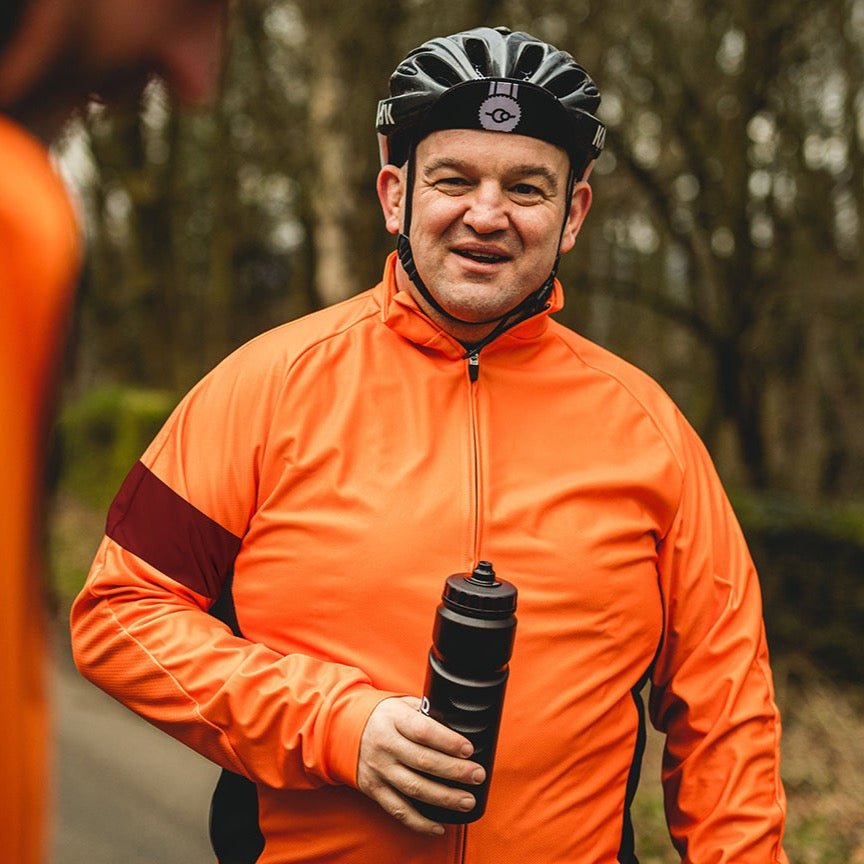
[
  {"x1": 649, "y1": 412, "x2": 788, "y2": 863},
  {"x1": 70, "y1": 349, "x2": 395, "y2": 792}
]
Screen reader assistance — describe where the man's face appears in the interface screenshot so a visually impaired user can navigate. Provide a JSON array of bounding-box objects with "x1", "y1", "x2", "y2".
[{"x1": 379, "y1": 128, "x2": 592, "y2": 335}]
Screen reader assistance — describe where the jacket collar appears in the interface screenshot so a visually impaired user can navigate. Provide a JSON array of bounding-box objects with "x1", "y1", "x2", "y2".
[{"x1": 373, "y1": 252, "x2": 564, "y2": 360}]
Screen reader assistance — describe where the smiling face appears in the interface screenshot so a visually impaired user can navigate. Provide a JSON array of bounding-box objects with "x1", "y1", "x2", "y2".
[{"x1": 378, "y1": 128, "x2": 593, "y2": 340}]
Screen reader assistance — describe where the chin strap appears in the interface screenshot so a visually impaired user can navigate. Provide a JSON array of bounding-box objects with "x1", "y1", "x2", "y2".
[
  {"x1": 397, "y1": 144, "x2": 577, "y2": 352},
  {"x1": 456, "y1": 270, "x2": 557, "y2": 357}
]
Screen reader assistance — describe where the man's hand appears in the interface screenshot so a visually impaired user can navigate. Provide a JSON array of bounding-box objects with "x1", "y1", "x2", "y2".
[{"x1": 357, "y1": 696, "x2": 486, "y2": 835}]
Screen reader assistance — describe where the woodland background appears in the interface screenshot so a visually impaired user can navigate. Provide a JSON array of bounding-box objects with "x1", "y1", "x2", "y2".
[{"x1": 49, "y1": 0, "x2": 864, "y2": 859}]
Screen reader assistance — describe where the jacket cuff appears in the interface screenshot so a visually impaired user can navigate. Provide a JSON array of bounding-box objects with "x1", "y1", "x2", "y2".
[{"x1": 327, "y1": 688, "x2": 404, "y2": 787}]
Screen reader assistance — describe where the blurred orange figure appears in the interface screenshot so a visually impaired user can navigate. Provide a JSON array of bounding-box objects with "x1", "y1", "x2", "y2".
[
  {"x1": 0, "y1": 2, "x2": 227, "y2": 861},
  {"x1": 0, "y1": 114, "x2": 79, "y2": 864}
]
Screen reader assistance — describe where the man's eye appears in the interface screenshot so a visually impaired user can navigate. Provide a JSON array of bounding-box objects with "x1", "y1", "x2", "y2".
[
  {"x1": 436, "y1": 177, "x2": 469, "y2": 189},
  {"x1": 512, "y1": 183, "x2": 542, "y2": 197}
]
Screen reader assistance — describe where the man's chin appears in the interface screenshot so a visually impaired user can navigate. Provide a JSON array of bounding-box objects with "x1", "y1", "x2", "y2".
[{"x1": 435, "y1": 285, "x2": 516, "y2": 324}]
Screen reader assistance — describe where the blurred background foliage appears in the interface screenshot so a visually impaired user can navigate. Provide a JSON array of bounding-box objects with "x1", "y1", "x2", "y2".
[{"x1": 48, "y1": 1, "x2": 863, "y2": 857}]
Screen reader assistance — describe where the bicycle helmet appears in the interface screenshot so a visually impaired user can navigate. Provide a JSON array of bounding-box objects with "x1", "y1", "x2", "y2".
[
  {"x1": 376, "y1": 26, "x2": 605, "y2": 178},
  {"x1": 377, "y1": 27, "x2": 604, "y2": 346}
]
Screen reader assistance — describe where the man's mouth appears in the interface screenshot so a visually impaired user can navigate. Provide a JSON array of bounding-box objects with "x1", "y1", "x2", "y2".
[{"x1": 453, "y1": 249, "x2": 510, "y2": 265}]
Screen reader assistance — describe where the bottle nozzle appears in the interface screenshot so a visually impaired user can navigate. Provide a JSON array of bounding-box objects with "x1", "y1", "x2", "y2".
[{"x1": 467, "y1": 561, "x2": 498, "y2": 586}]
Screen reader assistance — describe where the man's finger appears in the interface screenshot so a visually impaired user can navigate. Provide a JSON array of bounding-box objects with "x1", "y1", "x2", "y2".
[
  {"x1": 374, "y1": 698, "x2": 486, "y2": 784},
  {"x1": 398, "y1": 737, "x2": 486, "y2": 786},
  {"x1": 388, "y1": 762, "x2": 477, "y2": 812},
  {"x1": 394, "y1": 700, "x2": 476, "y2": 758},
  {"x1": 365, "y1": 782, "x2": 447, "y2": 837}
]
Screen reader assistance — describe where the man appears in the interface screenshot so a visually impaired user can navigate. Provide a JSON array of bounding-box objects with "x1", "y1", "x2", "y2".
[
  {"x1": 71, "y1": 26, "x2": 788, "y2": 863},
  {"x1": 0, "y1": 3, "x2": 226, "y2": 861}
]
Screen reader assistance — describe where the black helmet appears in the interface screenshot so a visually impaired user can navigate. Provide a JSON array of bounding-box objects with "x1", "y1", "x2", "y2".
[
  {"x1": 376, "y1": 26, "x2": 605, "y2": 178},
  {"x1": 380, "y1": 27, "x2": 602, "y2": 348}
]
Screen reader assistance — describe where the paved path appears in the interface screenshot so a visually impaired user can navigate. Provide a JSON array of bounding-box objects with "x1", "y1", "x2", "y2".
[{"x1": 52, "y1": 629, "x2": 220, "y2": 863}]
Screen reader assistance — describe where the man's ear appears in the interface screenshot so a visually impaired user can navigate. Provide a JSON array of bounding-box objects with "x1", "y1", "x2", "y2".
[
  {"x1": 559, "y1": 177, "x2": 593, "y2": 255},
  {"x1": 377, "y1": 165, "x2": 405, "y2": 236}
]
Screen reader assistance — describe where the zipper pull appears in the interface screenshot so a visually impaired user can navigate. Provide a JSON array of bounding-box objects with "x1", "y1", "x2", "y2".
[{"x1": 467, "y1": 352, "x2": 480, "y2": 382}]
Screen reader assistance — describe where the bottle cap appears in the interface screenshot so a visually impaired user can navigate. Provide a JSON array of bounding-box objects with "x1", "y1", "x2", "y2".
[{"x1": 443, "y1": 561, "x2": 517, "y2": 616}]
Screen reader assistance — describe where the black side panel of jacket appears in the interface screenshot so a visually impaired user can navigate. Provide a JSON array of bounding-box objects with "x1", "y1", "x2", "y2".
[
  {"x1": 617, "y1": 673, "x2": 652, "y2": 863},
  {"x1": 208, "y1": 572, "x2": 266, "y2": 864}
]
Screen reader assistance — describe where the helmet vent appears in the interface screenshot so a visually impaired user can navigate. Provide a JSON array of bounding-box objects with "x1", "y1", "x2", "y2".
[
  {"x1": 513, "y1": 44, "x2": 546, "y2": 79},
  {"x1": 546, "y1": 67, "x2": 589, "y2": 99},
  {"x1": 463, "y1": 36, "x2": 492, "y2": 76},
  {"x1": 396, "y1": 61, "x2": 420, "y2": 77},
  {"x1": 414, "y1": 53, "x2": 465, "y2": 87}
]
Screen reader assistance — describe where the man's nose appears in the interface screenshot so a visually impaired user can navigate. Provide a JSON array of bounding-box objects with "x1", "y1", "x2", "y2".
[{"x1": 462, "y1": 183, "x2": 509, "y2": 233}]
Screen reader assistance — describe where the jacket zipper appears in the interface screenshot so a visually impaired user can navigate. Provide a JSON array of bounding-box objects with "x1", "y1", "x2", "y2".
[
  {"x1": 466, "y1": 352, "x2": 481, "y2": 564},
  {"x1": 463, "y1": 350, "x2": 477, "y2": 864},
  {"x1": 454, "y1": 824, "x2": 467, "y2": 863},
  {"x1": 467, "y1": 351, "x2": 480, "y2": 382},
  {"x1": 462, "y1": 355, "x2": 478, "y2": 864}
]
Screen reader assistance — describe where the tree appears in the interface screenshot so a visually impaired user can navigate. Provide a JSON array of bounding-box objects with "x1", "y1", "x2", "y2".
[
  {"x1": 510, "y1": 0, "x2": 864, "y2": 495},
  {"x1": 59, "y1": 0, "x2": 864, "y2": 498}
]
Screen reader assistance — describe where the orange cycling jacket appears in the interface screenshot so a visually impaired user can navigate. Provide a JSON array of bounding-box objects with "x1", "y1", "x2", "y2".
[
  {"x1": 72, "y1": 253, "x2": 787, "y2": 863},
  {"x1": 1, "y1": 115, "x2": 79, "y2": 864}
]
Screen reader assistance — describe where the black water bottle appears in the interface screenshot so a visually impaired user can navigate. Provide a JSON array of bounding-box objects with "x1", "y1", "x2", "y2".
[{"x1": 414, "y1": 561, "x2": 517, "y2": 824}]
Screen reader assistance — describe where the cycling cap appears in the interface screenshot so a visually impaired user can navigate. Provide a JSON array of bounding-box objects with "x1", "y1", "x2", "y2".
[{"x1": 376, "y1": 26, "x2": 605, "y2": 177}]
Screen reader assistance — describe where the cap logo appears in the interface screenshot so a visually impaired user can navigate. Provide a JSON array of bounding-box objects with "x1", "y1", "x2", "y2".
[{"x1": 478, "y1": 81, "x2": 521, "y2": 132}]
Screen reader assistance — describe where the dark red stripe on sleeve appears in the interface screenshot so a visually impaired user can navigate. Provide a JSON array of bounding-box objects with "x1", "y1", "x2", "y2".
[{"x1": 106, "y1": 460, "x2": 242, "y2": 600}]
